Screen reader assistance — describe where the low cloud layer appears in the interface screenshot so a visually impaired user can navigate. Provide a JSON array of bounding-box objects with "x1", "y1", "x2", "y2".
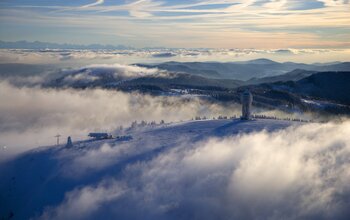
[
  {"x1": 1, "y1": 48, "x2": 350, "y2": 65},
  {"x1": 0, "y1": 71, "x2": 319, "y2": 160},
  {"x1": 56, "y1": 63, "x2": 168, "y2": 86},
  {"x1": 0, "y1": 81, "x2": 240, "y2": 159},
  {"x1": 38, "y1": 120, "x2": 350, "y2": 220}
]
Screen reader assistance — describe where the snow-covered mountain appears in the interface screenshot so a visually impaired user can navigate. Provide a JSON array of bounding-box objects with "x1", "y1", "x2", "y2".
[
  {"x1": 1, "y1": 118, "x2": 350, "y2": 220},
  {"x1": 0, "y1": 119, "x2": 301, "y2": 219}
]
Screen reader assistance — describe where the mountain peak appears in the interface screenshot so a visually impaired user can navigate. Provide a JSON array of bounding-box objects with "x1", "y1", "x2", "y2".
[{"x1": 242, "y1": 58, "x2": 279, "y2": 65}]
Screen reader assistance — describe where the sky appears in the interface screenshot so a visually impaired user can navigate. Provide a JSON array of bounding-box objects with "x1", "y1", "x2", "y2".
[{"x1": 0, "y1": 0, "x2": 349, "y2": 48}]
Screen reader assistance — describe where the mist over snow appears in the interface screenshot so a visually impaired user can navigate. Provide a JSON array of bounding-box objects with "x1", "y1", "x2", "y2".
[
  {"x1": 0, "y1": 62, "x2": 327, "y2": 160},
  {"x1": 0, "y1": 81, "x2": 242, "y2": 159},
  {"x1": 14, "y1": 120, "x2": 350, "y2": 220}
]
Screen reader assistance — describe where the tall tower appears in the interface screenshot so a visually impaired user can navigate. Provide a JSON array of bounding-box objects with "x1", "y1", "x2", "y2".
[{"x1": 241, "y1": 90, "x2": 253, "y2": 120}]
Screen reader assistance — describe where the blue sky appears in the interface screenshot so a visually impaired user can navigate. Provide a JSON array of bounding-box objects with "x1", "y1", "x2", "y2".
[{"x1": 0, "y1": 0, "x2": 349, "y2": 48}]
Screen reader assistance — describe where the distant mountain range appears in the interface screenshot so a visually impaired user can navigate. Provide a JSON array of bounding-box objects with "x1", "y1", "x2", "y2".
[
  {"x1": 137, "y1": 59, "x2": 350, "y2": 80},
  {"x1": 0, "y1": 40, "x2": 133, "y2": 50},
  {"x1": 51, "y1": 69, "x2": 350, "y2": 114},
  {"x1": 1, "y1": 59, "x2": 349, "y2": 115},
  {"x1": 244, "y1": 69, "x2": 317, "y2": 85},
  {"x1": 43, "y1": 69, "x2": 242, "y2": 91}
]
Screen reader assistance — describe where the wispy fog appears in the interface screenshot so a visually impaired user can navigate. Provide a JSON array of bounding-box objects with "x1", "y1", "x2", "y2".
[
  {"x1": 55, "y1": 63, "x2": 169, "y2": 85},
  {"x1": 0, "y1": 81, "x2": 240, "y2": 158},
  {"x1": 38, "y1": 120, "x2": 350, "y2": 220}
]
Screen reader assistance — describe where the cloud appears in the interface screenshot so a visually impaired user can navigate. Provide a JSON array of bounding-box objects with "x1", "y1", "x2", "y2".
[
  {"x1": 81, "y1": 0, "x2": 104, "y2": 8},
  {"x1": 57, "y1": 63, "x2": 167, "y2": 85},
  {"x1": 59, "y1": 142, "x2": 143, "y2": 177},
  {"x1": 80, "y1": 63, "x2": 161, "y2": 77},
  {"x1": 1, "y1": 0, "x2": 350, "y2": 48},
  {"x1": 285, "y1": 0, "x2": 325, "y2": 10},
  {"x1": 39, "y1": 120, "x2": 350, "y2": 220},
  {"x1": 39, "y1": 179, "x2": 126, "y2": 220},
  {"x1": 320, "y1": 0, "x2": 349, "y2": 6},
  {"x1": 0, "y1": 81, "x2": 241, "y2": 160},
  {"x1": 1, "y1": 48, "x2": 350, "y2": 65}
]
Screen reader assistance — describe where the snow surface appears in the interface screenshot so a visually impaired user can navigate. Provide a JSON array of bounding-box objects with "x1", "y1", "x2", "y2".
[
  {"x1": 301, "y1": 98, "x2": 347, "y2": 109},
  {"x1": 0, "y1": 119, "x2": 303, "y2": 219}
]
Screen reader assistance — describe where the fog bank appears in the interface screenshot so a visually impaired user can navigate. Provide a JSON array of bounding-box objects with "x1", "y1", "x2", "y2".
[{"x1": 39, "y1": 120, "x2": 350, "y2": 220}]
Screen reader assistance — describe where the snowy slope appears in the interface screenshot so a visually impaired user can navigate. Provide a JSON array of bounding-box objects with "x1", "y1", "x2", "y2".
[{"x1": 0, "y1": 119, "x2": 302, "y2": 220}]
